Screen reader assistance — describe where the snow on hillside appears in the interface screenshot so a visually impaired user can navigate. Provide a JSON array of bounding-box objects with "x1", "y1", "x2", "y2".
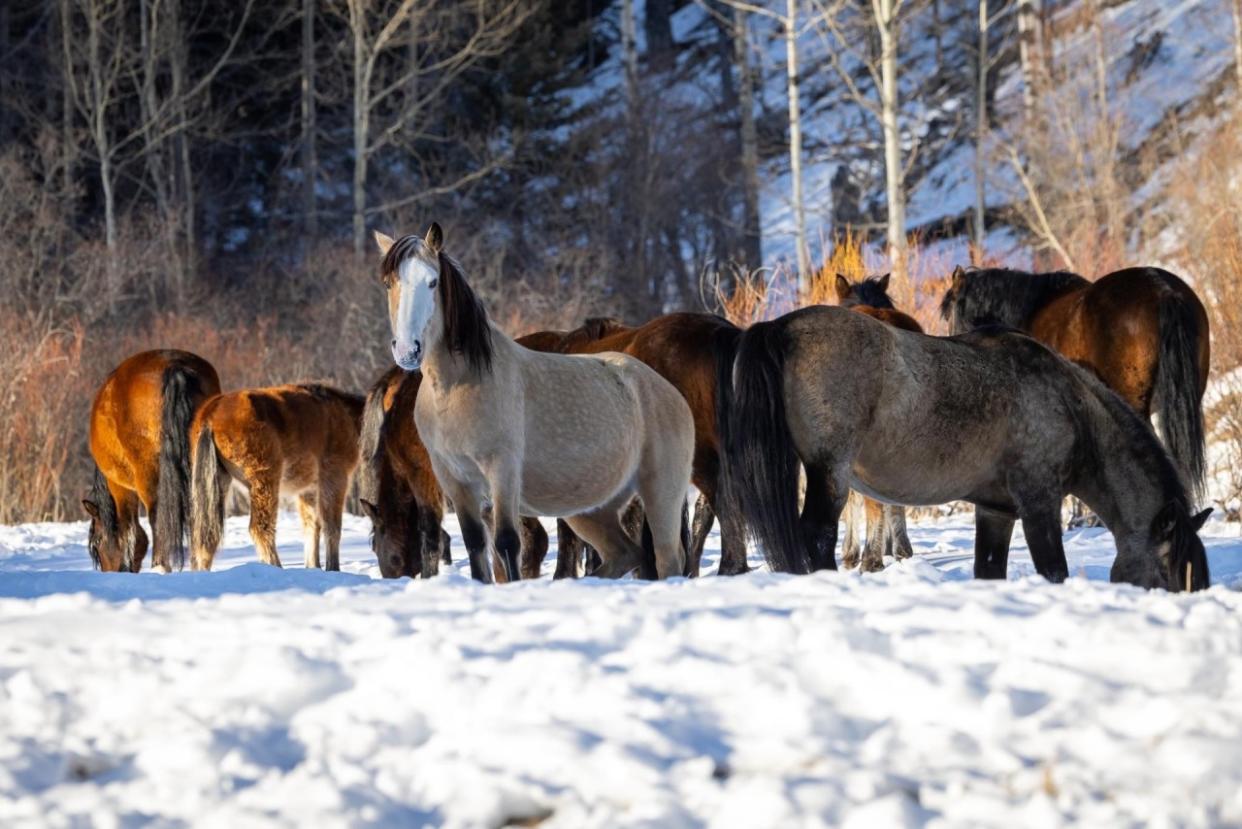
[{"x1": 2, "y1": 512, "x2": 1241, "y2": 827}]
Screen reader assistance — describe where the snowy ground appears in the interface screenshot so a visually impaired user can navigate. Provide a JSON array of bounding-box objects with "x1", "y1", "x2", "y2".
[{"x1": 2, "y1": 512, "x2": 1242, "y2": 828}]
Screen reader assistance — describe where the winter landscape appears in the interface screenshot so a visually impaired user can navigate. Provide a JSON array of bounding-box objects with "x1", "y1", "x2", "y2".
[{"x1": 5, "y1": 0, "x2": 1242, "y2": 826}]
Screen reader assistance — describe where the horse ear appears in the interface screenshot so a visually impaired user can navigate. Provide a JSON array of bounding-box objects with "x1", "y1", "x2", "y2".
[
  {"x1": 425, "y1": 223, "x2": 444, "y2": 253},
  {"x1": 1191, "y1": 507, "x2": 1213, "y2": 532},
  {"x1": 951, "y1": 265, "x2": 966, "y2": 285},
  {"x1": 359, "y1": 499, "x2": 380, "y2": 522},
  {"x1": 834, "y1": 274, "x2": 851, "y2": 300},
  {"x1": 1153, "y1": 501, "x2": 1179, "y2": 537},
  {"x1": 876, "y1": 273, "x2": 891, "y2": 292},
  {"x1": 82, "y1": 499, "x2": 100, "y2": 519},
  {"x1": 373, "y1": 230, "x2": 395, "y2": 256}
]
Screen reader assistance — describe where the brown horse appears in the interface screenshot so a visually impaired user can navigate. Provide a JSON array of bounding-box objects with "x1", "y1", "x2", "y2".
[
  {"x1": 940, "y1": 266, "x2": 1210, "y2": 499},
  {"x1": 549, "y1": 312, "x2": 747, "y2": 576},
  {"x1": 834, "y1": 273, "x2": 921, "y2": 571},
  {"x1": 189, "y1": 384, "x2": 364, "y2": 571},
  {"x1": 357, "y1": 365, "x2": 549, "y2": 581},
  {"x1": 84, "y1": 350, "x2": 221, "y2": 572}
]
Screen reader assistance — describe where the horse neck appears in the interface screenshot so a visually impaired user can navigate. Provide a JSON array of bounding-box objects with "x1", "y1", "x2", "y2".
[
  {"x1": 421, "y1": 318, "x2": 510, "y2": 392},
  {"x1": 1071, "y1": 395, "x2": 1170, "y2": 539}
]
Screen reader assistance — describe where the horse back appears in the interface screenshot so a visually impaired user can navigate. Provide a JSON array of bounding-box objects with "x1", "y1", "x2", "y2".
[{"x1": 90, "y1": 350, "x2": 220, "y2": 496}]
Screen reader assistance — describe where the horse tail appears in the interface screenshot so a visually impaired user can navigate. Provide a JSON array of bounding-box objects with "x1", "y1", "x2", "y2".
[
  {"x1": 190, "y1": 422, "x2": 227, "y2": 568},
  {"x1": 155, "y1": 363, "x2": 203, "y2": 571},
  {"x1": 717, "y1": 319, "x2": 807, "y2": 574},
  {"x1": 1154, "y1": 295, "x2": 1208, "y2": 501}
]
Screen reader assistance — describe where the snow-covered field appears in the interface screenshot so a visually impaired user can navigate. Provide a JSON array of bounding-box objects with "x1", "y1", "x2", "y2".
[{"x1": 2, "y1": 512, "x2": 1242, "y2": 828}]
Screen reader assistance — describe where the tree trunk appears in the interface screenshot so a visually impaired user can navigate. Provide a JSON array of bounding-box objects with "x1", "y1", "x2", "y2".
[
  {"x1": 874, "y1": 0, "x2": 906, "y2": 288},
  {"x1": 1017, "y1": 0, "x2": 1040, "y2": 120},
  {"x1": 59, "y1": 0, "x2": 74, "y2": 197},
  {"x1": 785, "y1": 0, "x2": 808, "y2": 285},
  {"x1": 734, "y1": 5, "x2": 761, "y2": 271},
  {"x1": 302, "y1": 0, "x2": 318, "y2": 241},
  {"x1": 1233, "y1": 0, "x2": 1242, "y2": 89},
  {"x1": 351, "y1": 4, "x2": 368, "y2": 259},
  {"x1": 974, "y1": 0, "x2": 988, "y2": 252}
]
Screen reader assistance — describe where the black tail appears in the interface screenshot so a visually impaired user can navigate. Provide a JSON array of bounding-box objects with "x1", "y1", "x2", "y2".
[
  {"x1": 190, "y1": 422, "x2": 226, "y2": 569},
  {"x1": 1154, "y1": 296, "x2": 1207, "y2": 501},
  {"x1": 717, "y1": 320, "x2": 807, "y2": 573},
  {"x1": 155, "y1": 365, "x2": 204, "y2": 571}
]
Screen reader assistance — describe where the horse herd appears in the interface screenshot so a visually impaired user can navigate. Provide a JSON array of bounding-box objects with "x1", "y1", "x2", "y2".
[{"x1": 82, "y1": 223, "x2": 1214, "y2": 592}]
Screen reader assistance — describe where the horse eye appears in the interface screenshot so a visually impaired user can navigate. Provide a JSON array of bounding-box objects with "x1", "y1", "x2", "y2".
[{"x1": 429, "y1": 279, "x2": 438, "y2": 289}]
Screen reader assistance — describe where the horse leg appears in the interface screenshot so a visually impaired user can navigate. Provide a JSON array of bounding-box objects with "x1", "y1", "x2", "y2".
[
  {"x1": 484, "y1": 465, "x2": 524, "y2": 585},
  {"x1": 842, "y1": 490, "x2": 863, "y2": 570},
  {"x1": 297, "y1": 492, "x2": 321, "y2": 569},
  {"x1": 701, "y1": 472, "x2": 750, "y2": 577},
  {"x1": 860, "y1": 496, "x2": 887, "y2": 573},
  {"x1": 885, "y1": 505, "x2": 913, "y2": 560},
  {"x1": 418, "y1": 504, "x2": 443, "y2": 578},
  {"x1": 973, "y1": 507, "x2": 1015, "y2": 580},
  {"x1": 1018, "y1": 503, "x2": 1069, "y2": 584},
  {"x1": 553, "y1": 519, "x2": 583, "y2": 580},
  {"x1": 688, "y1": 490, "x2": 714, "y2": 578},
  {"x1": 440, "y1": 479, "x2": 491, "y2": 584},
  {"x1": 247, "y1": 470, "x2": 283, "y2": 568},
  {"x1": 113, "y1": 486, "x2": 148, "y2": 573},
  {"x1": 318, "y1": 477, "x2": 346, "y2": 572},
  {"x1": 801, "y1": 463, "x2": 848, "y2": 571},
  {"x1": 519, "y1": 517, "x2": 549, "y2": 580}
]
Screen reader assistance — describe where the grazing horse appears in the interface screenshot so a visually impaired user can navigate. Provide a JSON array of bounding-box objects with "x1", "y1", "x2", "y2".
[
  {"x1": 84, "y1": 350, "x2": 221, "y2": 572},
  {"x1": 939, "y1": 266, "x2": 1210, "y2": 499},
  {"x1": 374, "y1": 223, "x2": 694, "y2": 582},
  {"x1": 549, "y1": 312, "x2": 749, "y2": 576},
  {"x1": 190, "y1": 384, "x2": 364, "y2": 571},
  {"x1": 719, "y1": 305, "x2": 1211, "y2": 591},
  {"x1": 833, "y1": 273, "x2": 920, "y2": 572},
  {"x1": 358, "y1": 365, "x2": 549, "y2": 581}
]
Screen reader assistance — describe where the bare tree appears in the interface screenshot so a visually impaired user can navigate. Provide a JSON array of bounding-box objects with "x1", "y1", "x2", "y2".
[
  {"x1": 975, "y1": 0, "x2": 988, "y2": 250},
  {"x1": 337, "y1": 0, "x2": 531, "y2": 258},
  {"x1": 303, "y1": 0, "x2": 318, "y2": 240},
  {"x1": 733, "y1": 4, "x2": 762, "y2": 269},
  {"x1": 872, "y1": 0, "x2": 907, "y2": 282},
  {"x1": 1233, "y1": 0, "x2": 1242, "y2": 89},
  {"x1": 1016, "y1": 0, "x2": 1040, "y2": 119}
]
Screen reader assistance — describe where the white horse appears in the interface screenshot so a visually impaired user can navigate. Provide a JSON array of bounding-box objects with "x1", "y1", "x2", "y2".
[{"x1": 373, "y1": 224, "x2": 694, "y2": 581}]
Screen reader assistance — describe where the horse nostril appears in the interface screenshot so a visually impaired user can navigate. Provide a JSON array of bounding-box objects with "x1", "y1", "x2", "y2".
[{"x1": 391, "y1": 338, "x2": 397, "y2": 349}]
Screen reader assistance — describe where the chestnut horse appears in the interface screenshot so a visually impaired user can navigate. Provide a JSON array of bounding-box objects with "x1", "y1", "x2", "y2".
[
  {"x1": 940, "y1": 266, "x2": 1210, "y2": 499},
  {"x1": 357, "y1": 365, "x2": 549, "y2": 581},
  {"x1": 84, "y1": 350, "x2": 221, "y2": 572},
  {"x1": 190, "y1": 384, "x2": 364, "y2": 571},
  {"x1": 833, "y1": 273, "x2": 921, "y2": 571},
  {"x1": 551, "y1": 312, "x2": 749, "y2": 577},
  {"x1": 375, "y1": 224, "x2": 694, "y2": 582}
]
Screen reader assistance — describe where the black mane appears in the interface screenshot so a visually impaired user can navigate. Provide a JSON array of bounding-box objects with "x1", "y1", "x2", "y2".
[
  {"x1": 940, "y1": 267, "x2": 1090, "y2": 331},
  {"x1": 438, "y1": 252, "x2": 493, "y2": 373},
  {"x1": 87, "y1": 466, "x2": 117, "y2": 570}
]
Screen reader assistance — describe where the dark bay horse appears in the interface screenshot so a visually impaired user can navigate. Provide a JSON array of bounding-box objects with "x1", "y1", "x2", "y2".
[
  {"x1": 85, "y1": 350, "x2": 221, "y2": 572},
  {"x1": 553, "y1": 312, "x2": 748, "y2": 576},
  {"x1": 358, "y1": 364, "x2": 549, "y2": 581},
  {"x1": 834, "y1": 274, "x2": 921, "y2": 571},
  {"x1": 375, "y1": 225, "x2": 694, "y2": 582},
  {"x1": 720, "y1": 305, "x2": 1211, "y2": 591},
  {"x1": 190, "y1": 384, "x2": 364, "y2": 571},
  {"x1": 939, "y1": 266, "x2": 1210, "y2": 499}
]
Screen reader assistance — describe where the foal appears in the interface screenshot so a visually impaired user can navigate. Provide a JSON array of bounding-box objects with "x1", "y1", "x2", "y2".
[
  {"x1": 190, "y1": 384, "x2": 364, "y2": 571},
  {"x1": 85, "y1": 350, "x2": 221, "y2": 572},
  {"x1": 375, "y1": 224, "x2": 694, "y2": 582}
]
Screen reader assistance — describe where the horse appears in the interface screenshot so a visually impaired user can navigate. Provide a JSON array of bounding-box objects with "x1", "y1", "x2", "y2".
[
  {"x1": 357, "y1": 364, "x2": 549, "y2": 582},
  {"x1": 718, "y1": 305, "x2": 1212, "y2": 591},
  {"x1": 549, "y1": 312, "x2": 749, "y2": 576},
  {"x1": 84, "y1": 350, "x2": 221, "y2": 572},
  {"x1": 189, "y1": 383, "x2": 364, "y2": 571},
  {"x1": 374, "y1": 223, "x2": 695, "y2": 582},
  {"x1": 939, "y1": 266, "x2": 1210, "y2": 500}
]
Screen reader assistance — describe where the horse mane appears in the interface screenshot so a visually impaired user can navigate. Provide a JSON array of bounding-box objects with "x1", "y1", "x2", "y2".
[
  {"x1": 87, "y1": 467, "x2": 117, "y2": 569},
  {"x1": 582, "y1": 317, "x2": 628, "y2": 340},
  {"x1": 437, "y1": 252, "x2": 493, "y2": 373},
  {"x1": 940, "y1": 267, "x2": 1090, "y2": 329},
  {"x1": 358, "y1": 370, "x2": 398, "y2": 508}
]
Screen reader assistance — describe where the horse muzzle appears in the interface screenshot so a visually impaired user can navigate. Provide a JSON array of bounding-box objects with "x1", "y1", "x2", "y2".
[{"x1": 391, "y1": 338, "x2": 423, "y2": 370}]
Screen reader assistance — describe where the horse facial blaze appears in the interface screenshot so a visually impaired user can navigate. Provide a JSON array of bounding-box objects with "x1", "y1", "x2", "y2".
[{"x1": 390, "y1": 256, "x2": 439, "y2": 370}]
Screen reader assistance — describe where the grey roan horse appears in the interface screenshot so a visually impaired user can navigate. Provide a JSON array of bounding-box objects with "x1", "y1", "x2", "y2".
[{"x1": 719, "y1": 305, "x2": 1211, "y2": 591}]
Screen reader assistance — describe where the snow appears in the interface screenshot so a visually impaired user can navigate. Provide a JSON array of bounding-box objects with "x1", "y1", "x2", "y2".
[{"x1": 2, "y1": 510, "x2": 1242, "y2": 827}]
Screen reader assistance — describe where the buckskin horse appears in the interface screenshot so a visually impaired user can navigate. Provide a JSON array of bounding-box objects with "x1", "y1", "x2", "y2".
[
  {"x1": 84, "y1": 350, "x2": 221, "y2": 572},
  {"x1": 939, "y1": 266, "x2": 1210, "y2": 500},
  {"x1": 719, "y1": 305, "x2": 1211, "y2": 591},
  {"x1": 374, "y1": 224, "x2": 694, "y2": 582},
  {"x1": 190, "y1": 384, "x2": 364, "y2": 571}
]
